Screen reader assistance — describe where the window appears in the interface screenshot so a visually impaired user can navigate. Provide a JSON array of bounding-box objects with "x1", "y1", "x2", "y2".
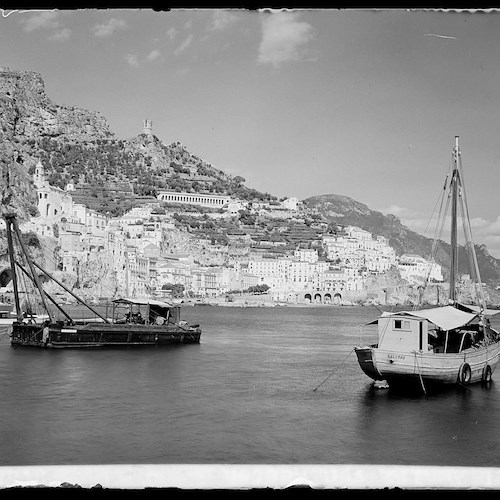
[{"x1": 394, "y1": 319, "x2": 411, "y2": 330}]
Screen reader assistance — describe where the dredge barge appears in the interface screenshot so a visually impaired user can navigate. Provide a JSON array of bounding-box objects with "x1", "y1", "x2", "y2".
[{"x1": 4, "y1": 213, "x2": 201, "y2": 349}]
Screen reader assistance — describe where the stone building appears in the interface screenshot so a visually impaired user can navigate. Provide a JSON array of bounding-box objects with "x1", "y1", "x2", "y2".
[{"x1": 33, "y1": 161, "x2": 73, "y2": 219}]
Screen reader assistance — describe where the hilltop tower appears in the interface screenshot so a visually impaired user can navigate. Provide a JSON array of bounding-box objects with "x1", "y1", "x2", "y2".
[{"x1": 143, "y1": 119, "x2": 153, "y2": 136}]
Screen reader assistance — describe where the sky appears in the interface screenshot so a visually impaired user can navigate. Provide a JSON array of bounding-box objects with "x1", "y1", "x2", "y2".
[{"x1": 2, "y1": 8, "x2": 500, "y2": 257}]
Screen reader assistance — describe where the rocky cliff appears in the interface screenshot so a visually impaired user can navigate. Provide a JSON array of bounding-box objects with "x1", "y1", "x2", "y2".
[{"x1": 0, "y1": 67, "x2": 113, "y2": 141}]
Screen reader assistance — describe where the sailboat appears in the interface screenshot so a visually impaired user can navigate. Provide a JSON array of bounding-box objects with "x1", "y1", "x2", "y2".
[
  {"x1": 3, "y1": 212, "x2": 202, "y2": 349},
  {"x1": 354, "y1": 137, "x2": 500, "y2": 391}
]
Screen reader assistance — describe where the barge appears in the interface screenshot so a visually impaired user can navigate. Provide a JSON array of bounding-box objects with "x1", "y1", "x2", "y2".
[{"x1": 4, "y1": 212, "x2": 201, "y2": 349}]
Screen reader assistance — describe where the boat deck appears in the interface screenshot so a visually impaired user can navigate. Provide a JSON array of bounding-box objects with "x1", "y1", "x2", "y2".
[{"x1": 10, "y1": 322, "x2": 201, "y2": 348}]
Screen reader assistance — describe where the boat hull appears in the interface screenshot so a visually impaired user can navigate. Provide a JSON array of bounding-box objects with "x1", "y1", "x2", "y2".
[
  {"x1": 10, "y1": 322, "x2": 201, "y2": 349},
  {"x1": 354, "y1": 342, "x2": 500, "y2": 387}
]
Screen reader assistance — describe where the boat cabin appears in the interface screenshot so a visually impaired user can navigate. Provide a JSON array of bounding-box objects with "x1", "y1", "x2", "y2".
[
  {"x1": 112, "y1": 298, "x2": 182, "y2": 326},
  {"x1": 374, "y1": 305, "x2": 492, "y2": 354},
  {"x1": 377, "y1": 315, "x2": 429, "y2": 352}
]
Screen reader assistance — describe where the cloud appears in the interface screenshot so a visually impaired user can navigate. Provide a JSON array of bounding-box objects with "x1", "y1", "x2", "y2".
[
  {"x1": 167, "y1": 27, "x2": 178, "y2": 40},
  {"x1": 380, "y1": 204, "x2": 420, "y2": 219},
  {"x1": 184, "y1": 20, "x2": 193, "y2": 30},
  {"x1": 424, "y1": 33, "x2": 457, "y2": 40},
  {"x1": 19, "y1": 10, "x2": 60, "y2": 32},
  {"x1": 174, "y1": 34, "x2": 193, "y2": 56},
  {"x1": 124, "y1": 49, "x2": 161, "y2": 67},
  {"x1": 208, "y1": 10, "x2": 238, "y2": 31},
  {"x1": 49, "y1": 27, "x2": 71, "y2": 41},
  {"x1": 18, "y1": 10, "x2": 72, "y2": 42},
  {"x1": 462, "y1": 216, "x2": 500, "y2": 259},
  {"x1": 258, "y1": 12, "x2": 314, "y2": 67},
  {"x1": 93, "y1": 18, "x2": 127, "y2": 37},
  {"x1": 147, "y1": 49, "x2": 161, "y2": 61},
  {"x1": 125, "y1": 53, "x2": 139, "y2": 67}
]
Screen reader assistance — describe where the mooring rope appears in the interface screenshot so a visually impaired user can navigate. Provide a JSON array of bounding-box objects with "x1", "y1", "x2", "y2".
[
  {"x1": 413, "y1": 351, "x2": 427, "y2": 395},
  {"x1": 313, "y1": 348, "x2": 355, "y2": 392}
]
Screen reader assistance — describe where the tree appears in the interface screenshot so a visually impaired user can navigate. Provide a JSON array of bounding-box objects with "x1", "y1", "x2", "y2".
[
  {"x1": 238, "y1": 210, "x2": 256, "y2": 226},
  {"x1": 161, "y1": 283, "x2": 185, "y2": 298},
  {"x1": 233, "y1": 176, "x2": 246, "y2": 185},
  {"x1": 247, "y1": 284, "x2": 270, "y2": 294}
]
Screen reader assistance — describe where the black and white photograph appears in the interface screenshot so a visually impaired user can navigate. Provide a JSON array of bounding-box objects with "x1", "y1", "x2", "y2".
[{"x1": 2, "y1": 7, "x2": 500, "y2": 492}]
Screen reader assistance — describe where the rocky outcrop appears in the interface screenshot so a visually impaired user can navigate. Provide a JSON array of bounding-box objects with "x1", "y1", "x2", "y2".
[
  {"x1": 0, "y1": 67, "x2": 113, "y2": 221},
  {"x1": 0, "y1": 67, "x2": 113, "y2": 142}
]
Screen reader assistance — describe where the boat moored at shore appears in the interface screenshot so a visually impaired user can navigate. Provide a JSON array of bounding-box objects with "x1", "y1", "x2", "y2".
[
  {"x1": 3, "y1": 211, "x2": 202, "y2": 349},
  {"x1": 354, "y1": 137, "x2": 500, "y2": 392}
]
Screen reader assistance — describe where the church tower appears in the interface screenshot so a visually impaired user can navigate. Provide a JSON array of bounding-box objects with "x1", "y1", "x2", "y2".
[
  {"x1": 33, "y1": 160, "x2": 45, "y2": 188},
  {"x1": 143, "y1": 119, "x2": 153, "y2": 136}
]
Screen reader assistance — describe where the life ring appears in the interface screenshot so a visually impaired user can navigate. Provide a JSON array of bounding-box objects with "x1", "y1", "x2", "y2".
[
  {"x1": 481, "y1": 364, "x2": 492, "y2": 384},
  {"x1": 458, "y1": 363, "x2": 471, "y2": 384}
]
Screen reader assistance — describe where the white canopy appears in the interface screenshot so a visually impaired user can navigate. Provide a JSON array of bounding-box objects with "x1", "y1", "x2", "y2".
[{"x1": 371, "y1": 305, "x2": 479, "y2": 331}]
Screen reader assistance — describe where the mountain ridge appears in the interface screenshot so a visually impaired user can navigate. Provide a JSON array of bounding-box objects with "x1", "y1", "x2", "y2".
[{"x1": 302, "y1": 193, "x2": 500, "y2": 284}]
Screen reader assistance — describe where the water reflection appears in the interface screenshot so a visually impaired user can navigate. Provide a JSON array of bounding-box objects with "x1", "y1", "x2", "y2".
[{"x1": 355, "y1": 378, "x2": 500, "y2": 466}]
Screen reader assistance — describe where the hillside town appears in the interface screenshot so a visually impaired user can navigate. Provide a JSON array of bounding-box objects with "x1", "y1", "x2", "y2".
[{"x1": 3, "y1": 159, "x2": 445, "y2": 306}]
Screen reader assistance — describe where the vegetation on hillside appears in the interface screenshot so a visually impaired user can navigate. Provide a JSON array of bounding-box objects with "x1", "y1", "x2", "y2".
[{"x1": 19, "y1": 135, "x2": 278, "y2": 217}]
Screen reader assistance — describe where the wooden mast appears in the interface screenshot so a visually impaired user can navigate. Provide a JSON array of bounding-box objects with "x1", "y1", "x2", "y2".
[
  {"x1": 450, "y1": 137, "x2": 487, "y2": 317},
  {"x1": 4, "y1": 215, "x2": 23, "y2": 322},
  {"x1": 15, "y1": 261, "x2": 74, "y2": 323},
  {"x1": 449, "y1": 136, "x2": 459, "y2": 303},
  {"x1": 10, "y1": 216, "x2": 54, "y2": 322}
]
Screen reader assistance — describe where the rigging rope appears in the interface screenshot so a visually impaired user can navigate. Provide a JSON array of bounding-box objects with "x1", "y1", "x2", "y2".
[
  {"x1": 456, "y1": 154, "x2": 487, "y2": 311},
  {"x1": 412, "y1": 162, "x2": 453, "y2": 310}
]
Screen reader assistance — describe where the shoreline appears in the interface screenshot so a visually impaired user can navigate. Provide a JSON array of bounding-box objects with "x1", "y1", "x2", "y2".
[{"x1": 4, "y1": 295, "x2": 500, "y2": 313}]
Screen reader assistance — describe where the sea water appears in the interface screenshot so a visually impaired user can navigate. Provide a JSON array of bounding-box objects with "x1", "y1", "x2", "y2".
[{"x1": 0, "y1": 305, "x2": 499, "y2": 467}]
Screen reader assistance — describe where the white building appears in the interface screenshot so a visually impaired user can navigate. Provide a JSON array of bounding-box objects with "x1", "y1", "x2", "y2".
[
  {"x1": 72, "y1": 203, "x2": 108, "y2": 236},
  {"x1": 282, "y1": 197, "x2": 299, "y2": 210},
  {"x1": 294, "y1": 248, "x2": 318, "y2": 263},
  {"x1": 157, "y1": 190, "x2": 231, "y2": 208},
  {"x1": 33, "y1": 161, "x2": 73, "y2": 219},
  {"x1": 247, "y1": 257, "x2": 292, "y2": 290},
  {"x1": 322, "y1": 227, "x2": 397, "y2": 276},
  {"x1": 398, "y1": 254, "x2": 443, "y2": 283},
  {"x1": 345, "y1": 225, "x2": 372, "y2": 242},
  {"x1": 224, "y1": 200, "x2": 247, "y2": 214}
]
